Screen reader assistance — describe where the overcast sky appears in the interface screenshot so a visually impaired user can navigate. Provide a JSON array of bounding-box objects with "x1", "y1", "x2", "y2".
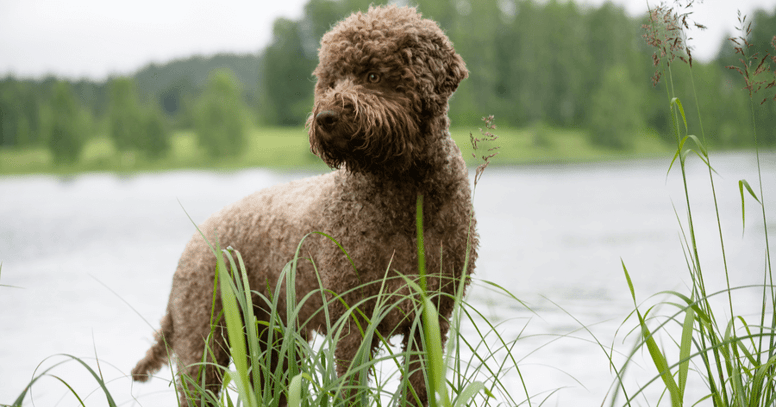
[{"x1": 1, "y1": 0, "x2": 775, "y2": 81}]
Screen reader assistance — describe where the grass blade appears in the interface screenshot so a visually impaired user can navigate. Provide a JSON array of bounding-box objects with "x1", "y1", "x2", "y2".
[
  {"x1": 671, "y1": 97, "x2": 688, "y2": 135},
  {"x1": 678, "y1": 297, "x2": 695, "y2": 398},
  {"x1": 287, "y1": 373, "x2": 310, "y2": 407},
  {"x1": 217, "y1": 246, "x2": 257, "y2": 407},
  {"x1": 422, "y1": 296, "x2": 450, "y2": 407},
  {"x1": 453, "y1": 381, "x2": 489, "y2": 407},
  {"x1": 622, "y1": 260, "x2": 681, "y2": 406}
]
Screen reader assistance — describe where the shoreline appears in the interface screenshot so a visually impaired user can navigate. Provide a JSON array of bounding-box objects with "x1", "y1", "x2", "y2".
[{"x1": 0, "y1": 125, "x2": 768, "y2": 177}]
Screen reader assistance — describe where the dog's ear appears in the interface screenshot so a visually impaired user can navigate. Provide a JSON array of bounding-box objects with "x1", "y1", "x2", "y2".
[
  {"x1": 415, "y1": 40, "x2": 468, "y2": 117},
  {"x1": 438, "y1": 50, "x2": 468, "y2": 98}
]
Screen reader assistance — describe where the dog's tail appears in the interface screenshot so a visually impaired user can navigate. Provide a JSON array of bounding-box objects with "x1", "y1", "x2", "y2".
[{"x1": 131, "y1": 311, "x2": 173, "y2": 382}]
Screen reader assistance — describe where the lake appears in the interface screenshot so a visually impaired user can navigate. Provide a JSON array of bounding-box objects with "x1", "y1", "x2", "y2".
[{"x1": 1, "y1": 151, "x2": 774, "y2": 406}]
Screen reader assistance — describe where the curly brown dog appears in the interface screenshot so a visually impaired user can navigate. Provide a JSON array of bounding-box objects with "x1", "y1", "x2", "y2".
[{"x1": 131, "y1": 5, "x2": 477, "y2": 406}]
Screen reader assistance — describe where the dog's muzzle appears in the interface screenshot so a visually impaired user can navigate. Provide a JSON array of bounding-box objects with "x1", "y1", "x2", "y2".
[
  {"x1": 313, "y1": 108, "x2": 352, "y2": 152},
  {"x1": 315, "y1": 110, "x2": 339, "y2": 133}
]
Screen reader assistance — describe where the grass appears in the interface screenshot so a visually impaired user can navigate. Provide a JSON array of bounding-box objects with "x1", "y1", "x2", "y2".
[
  {"x1": 604, "y1": 4, "x2": 776, "y2": 406},
  {"x1": 0, "y1": 127, "x2": 323, "y2": 176},
  {"x1": 0, "y1": 125, "x2": 673, "y2": 176},
  {"x1": 5, "y1": 204, "x2": 523, "y2": 407},
  {"x1": 174, "y1": 195, "x2": 497, "y2": 407}
]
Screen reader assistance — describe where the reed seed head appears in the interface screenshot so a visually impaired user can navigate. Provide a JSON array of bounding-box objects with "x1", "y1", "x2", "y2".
[
  {"x1": 469, "y1": 115, "x2": 499, "y2": 188},
  {"x1": 642, "y1": 1, "x2": 703, "y2": 86},
  {"x1": 726, "y1": 11, "x2": 776, "y2": 104}
]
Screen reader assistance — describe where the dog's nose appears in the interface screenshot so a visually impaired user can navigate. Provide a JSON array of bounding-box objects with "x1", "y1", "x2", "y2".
[{"x1": 315, "y1": 110, "x2": 339, "y2": 131}]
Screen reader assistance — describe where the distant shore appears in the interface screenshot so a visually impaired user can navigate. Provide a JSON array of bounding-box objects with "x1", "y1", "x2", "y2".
[{"x1": 0, "y1": 125, "x2": 682, "y2": 176}]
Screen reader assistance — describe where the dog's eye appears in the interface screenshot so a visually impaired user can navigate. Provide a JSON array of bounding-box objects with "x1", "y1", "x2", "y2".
[{"x1": 366, "y1": 72, "x2": 380, "y2": 84}]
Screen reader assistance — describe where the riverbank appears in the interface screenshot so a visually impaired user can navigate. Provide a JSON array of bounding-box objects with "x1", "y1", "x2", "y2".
[{"x1": 0, "y1": 125, "x2": 675, "y2": 176}]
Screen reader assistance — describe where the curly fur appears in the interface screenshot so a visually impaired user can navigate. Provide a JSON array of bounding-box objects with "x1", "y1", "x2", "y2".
[{"x1": 132, "y1": 5, "x2": 477, "y2": 407}]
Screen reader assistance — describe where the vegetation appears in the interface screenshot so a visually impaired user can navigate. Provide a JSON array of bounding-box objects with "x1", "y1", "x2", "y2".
[
  {"x1": 108, "y1": 77, "x2": 171, "y2": 160},
  {"x1": 194, "y1": 69, "x2": 249, "y2": 159},
  {"x1": 44, "y1": 81, "x2": 86, "y2": 165},
  {"x1": 6, "y1": 119, "x2": 520, "y2": 407},
  {"x1": 587, "y1": 64, "x2": 645, "y2": 149},
  {"x1": 0, "y1": 125, "x2": 672, "y2": 176},
  {"x1": 606, "y1": 4, "x2": 776, "y2": 406},
  {"x1": 7, "y1": 234, "x2": 524, "y2": 407}
]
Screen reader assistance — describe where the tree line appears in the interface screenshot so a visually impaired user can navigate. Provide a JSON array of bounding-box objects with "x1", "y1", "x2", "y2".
[{"x1": 1, "y1": 0, "x2": 775, "y2": 163}]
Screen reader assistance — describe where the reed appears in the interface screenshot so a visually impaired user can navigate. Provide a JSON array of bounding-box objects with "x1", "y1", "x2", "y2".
[{"x1": 609, "y1": 2, "x2": 776, "y2": 406}]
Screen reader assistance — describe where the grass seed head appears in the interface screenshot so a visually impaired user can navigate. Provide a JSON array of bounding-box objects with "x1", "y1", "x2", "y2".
[
  {"x1": 469, "y1": 115, "x2": 500, "y2": 188},
  {"x1": 642, "y1": 1, "x2": 703, "y2": 86},
  {"x1": 726, "y1": 12, "x2": 776, "y2": 103}
]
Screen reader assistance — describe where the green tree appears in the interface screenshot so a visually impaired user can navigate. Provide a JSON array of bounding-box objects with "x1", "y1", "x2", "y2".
[
  {"x1": 46, "y1": 81, "x2": 86, "y2": 164},
  {"x1": 140, "y1": 103, "x2": 171, "y2": 159},
  {"x1": 261, "y1": 18, "x2": 317, "y2": 125},
  {"x1": 587, "y1": 64, "x2": 644, "y2": 149},
  {"x1": 108, "y1": 77, "x2": 144, "y2": 153},
  {"x1": 304, "y1": 0, "x2": 349, "y2": 40},
  {"x1": 0, "y1": 78, "x2": 43, "y2": 148},
  {"x1": 195, "y1": 69, "x2": 248, "y2": 158}
]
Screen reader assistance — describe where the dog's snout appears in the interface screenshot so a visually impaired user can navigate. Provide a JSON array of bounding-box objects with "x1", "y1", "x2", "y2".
[{"x1": 316, "y1": 110, "x2": 339, "y2": 131}]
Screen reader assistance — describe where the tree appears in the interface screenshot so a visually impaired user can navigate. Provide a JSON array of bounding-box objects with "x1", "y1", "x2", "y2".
[
  {"x1": 108, "y1": 77, "x2": 144, "y2": 153},
  {"x1": 260, "y1": 18, "x2": 317, "y2": 125},
  {"x1": 195, "y1": 69, "x2": 248, "y2": 158},
  {"x1": 140, "y1": 103, "x2": 171, "y2": 159},
  {"x1": 46, "y1": 81, "x2": 86, "y2": 164},
  {"x1": 0, "y1": 78, "x2": 43, "y2": 148},
  {"x1": 587, "y1": 64, "x2": 644, "y2": 149},
  {"x1": 107, "y1": 77, "x2": 172, "y2": 159}
]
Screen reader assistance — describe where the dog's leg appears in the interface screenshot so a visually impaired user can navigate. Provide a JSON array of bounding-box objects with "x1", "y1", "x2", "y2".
[
  {"x1": 334, "y1": 318, "x2": 381, "y2": 405},
  {"x1": 248, "y1": 306, "x2": 306, "y2": 407},
  {"x1": 400, "y1": 328, "x2": 430, "y2": 407},
  {"x1": 174, "y1": 323, "x2": 230, "y2": 407}
]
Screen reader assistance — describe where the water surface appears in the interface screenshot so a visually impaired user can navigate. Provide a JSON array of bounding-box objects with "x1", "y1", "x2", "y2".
[{"x1": 1, "y1": 151, "x2": 774, "y2": 406}]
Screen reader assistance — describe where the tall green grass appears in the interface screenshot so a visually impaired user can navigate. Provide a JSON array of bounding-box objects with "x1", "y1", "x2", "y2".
[
  {"x1": 5, "y1": 209, "x2": 528, "y2": 407},
  {"x1": 173, "y1": 126, "x2": 508, "y2": 406},
  {"x1": 608, "y1": 4, "x2": 776, "y2": 406},
  {"x1": 183, "y1": 193, "x2": 495, "y2": 407},
  {"x1": 137, "y1": 185, "x2": 532, "y2": 406}
]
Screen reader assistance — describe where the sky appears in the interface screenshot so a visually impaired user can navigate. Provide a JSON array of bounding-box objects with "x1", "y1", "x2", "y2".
[{"x1": 1, "y1": 0, "x2": 775, "y2": 81}]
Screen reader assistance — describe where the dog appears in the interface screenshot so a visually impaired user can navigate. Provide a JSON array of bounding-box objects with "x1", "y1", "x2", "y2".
[{"x1": 132, "y1": 5, "x2": 477, "y2": 406}]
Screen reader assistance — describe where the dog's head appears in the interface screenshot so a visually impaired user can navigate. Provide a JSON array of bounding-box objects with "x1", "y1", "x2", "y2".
[{"x1": 307, "y1": 5, "x2": 468, "y2": 176}]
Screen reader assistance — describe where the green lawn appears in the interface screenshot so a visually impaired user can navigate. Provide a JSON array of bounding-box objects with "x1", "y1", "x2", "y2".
[{"x1": 0, "y1": 126, "x2": 673, "y2": 176}]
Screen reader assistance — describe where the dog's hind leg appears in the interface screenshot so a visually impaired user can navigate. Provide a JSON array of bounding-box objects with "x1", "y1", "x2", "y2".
[
  {"x1": 400, "y1": 328, "x2": 430, "y2": 407},
  {"x1": 174, "y1": 322, "x2": 230, "y2": 407}
]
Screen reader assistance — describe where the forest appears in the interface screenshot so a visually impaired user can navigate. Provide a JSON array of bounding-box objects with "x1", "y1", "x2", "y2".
[{"x1": 1, "y1": 0, "x2": 775, "y2": 165}]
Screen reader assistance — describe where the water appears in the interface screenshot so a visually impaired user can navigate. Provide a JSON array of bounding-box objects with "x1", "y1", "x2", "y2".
[{"x1": 1, "y1": 151, "x2": 774, "y2": 406}]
